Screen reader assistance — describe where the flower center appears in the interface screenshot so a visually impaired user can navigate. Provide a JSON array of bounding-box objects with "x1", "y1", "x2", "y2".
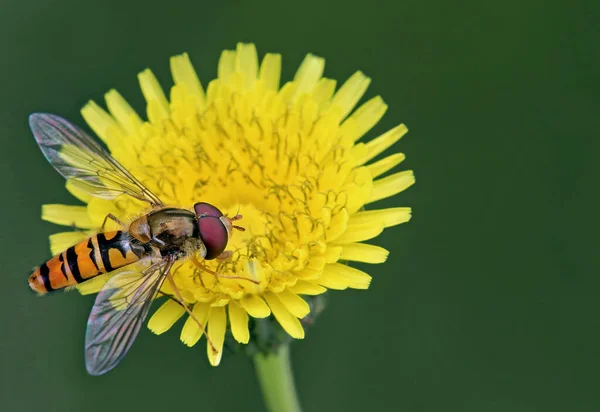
[{"x1": 101, "y1": 96, "x2": 354, "y2": 306}]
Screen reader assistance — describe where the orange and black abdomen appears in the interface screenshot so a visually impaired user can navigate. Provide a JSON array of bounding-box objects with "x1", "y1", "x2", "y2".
[{"x1": 29, "y1": 231, "x2": 148, "y2": 294}]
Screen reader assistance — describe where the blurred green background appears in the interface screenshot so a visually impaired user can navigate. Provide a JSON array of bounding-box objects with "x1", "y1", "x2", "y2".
[{"x1": 1, "y1": 0, "x2": 598, "y2": 411}]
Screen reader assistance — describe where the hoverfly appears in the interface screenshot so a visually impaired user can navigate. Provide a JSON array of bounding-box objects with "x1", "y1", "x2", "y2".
[{"x1": 27, "y1": 113, "x2": 247, "y2": 375}]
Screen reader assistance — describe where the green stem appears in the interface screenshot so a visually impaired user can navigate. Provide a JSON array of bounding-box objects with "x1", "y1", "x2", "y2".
[{"x1": 253, "y1": 345, "x2": 302, "y2": 412}]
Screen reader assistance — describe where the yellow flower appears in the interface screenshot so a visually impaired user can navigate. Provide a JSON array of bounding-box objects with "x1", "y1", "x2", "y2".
[{"x1": 43, "y1": 43, "x2": 414, "y2": 366}]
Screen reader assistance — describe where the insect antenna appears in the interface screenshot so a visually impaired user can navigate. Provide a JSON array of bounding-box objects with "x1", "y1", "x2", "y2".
[
  {"x1": 223, "y1": 205, "x2": 245, "y2": 232},
  {"x1": 228, "y1": 214, "x2": 246, "y2": 232}
]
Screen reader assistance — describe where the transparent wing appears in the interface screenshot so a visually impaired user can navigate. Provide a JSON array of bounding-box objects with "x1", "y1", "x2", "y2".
[
  {"x1": 84, "y1": 260, "x2": 171, "y2": 375},
  {"x1": 29, "y1": 113, "x2": 163, "y2": 206}
]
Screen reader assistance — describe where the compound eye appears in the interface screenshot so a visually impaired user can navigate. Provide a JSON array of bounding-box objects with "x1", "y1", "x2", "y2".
[
  {"x1": 198, "y1": 216, "x2": 228, "y2": 260},
  {"x1": 194, "y1": 202, "x2": 223, "y2": 218}
]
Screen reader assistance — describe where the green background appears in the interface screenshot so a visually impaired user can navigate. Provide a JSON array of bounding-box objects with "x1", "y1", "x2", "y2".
[{"x1": 1, "y1": 0, "x2": 597, "y2": 411}]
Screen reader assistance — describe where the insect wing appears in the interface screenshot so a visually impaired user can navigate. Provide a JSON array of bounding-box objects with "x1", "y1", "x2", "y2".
[
  {"x1": 29, "y1": 113, "x2": 163, "y2": 206},
  {"x1": 84, "y1": 262, "x2": 169, "y2": 375}
]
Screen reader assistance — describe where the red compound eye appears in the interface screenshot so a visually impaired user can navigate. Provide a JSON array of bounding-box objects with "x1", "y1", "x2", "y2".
[
  {"x1": 197, "y1": 216, "x2": 228, "y2": 260},
  {"x1": 194, "y1": 202, "x2": 223, "y2": 218}
]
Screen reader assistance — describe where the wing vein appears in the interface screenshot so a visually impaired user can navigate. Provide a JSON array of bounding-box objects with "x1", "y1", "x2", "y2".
[{"x1": 30, "y1": 113, "x2": 163, "y2": 206}]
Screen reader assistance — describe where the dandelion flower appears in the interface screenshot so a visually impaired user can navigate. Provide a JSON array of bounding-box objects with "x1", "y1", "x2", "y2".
[{"x1": 42, "y1": 43, "x2": 414, "y2": 367}]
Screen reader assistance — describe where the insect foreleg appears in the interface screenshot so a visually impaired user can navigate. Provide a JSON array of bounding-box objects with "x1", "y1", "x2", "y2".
[{"x1": 101, "y1": 213, "x2": 126, "y2": 231}]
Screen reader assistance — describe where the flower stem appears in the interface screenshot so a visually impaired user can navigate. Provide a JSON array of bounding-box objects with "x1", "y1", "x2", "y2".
[{"x1": 253, "y1": 345, "x2": 302, "y2": 412}]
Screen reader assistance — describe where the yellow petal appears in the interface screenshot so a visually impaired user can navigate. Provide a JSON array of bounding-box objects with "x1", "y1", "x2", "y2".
[
  {"x1": 330, "y1": 71, "x2": 371, "y2": 121},
  {"x1": 278, "y1": 81, "x2": 297, "y2": 104},
  {"x1": 325, "y1": 208, "x2": 349, "y2": 241},
  {"x1": 228, "y1": 301, "x2": 249, "y2": 344},
  {"x1": 364, "y1": 124, "x2": 408, "y2": 162},
  {"x1": 147, "y1": 300, "x2": 185, "y2": 335},
  {"x1": 138, "y1": 69, "x2": 169, "y2": 121},
  {"x1": 218, "y1": 49, "x2": 236, "y2": 83},
  {"x1": 259, "y1": 53, "x2": 282, "y2": 91},
  {"x1": 42, "y1": 204, "x2": 96, "y2": 228},
  {"x1": 170, "y1": 52, "x2": 205, "y2": 110},
  {"x1": 293, "y1": 53, "x2": 325, "y2": 99},
  {"x1": 81, "y1": 100, "x2": 123, "y2": 151},
  {"x1": 240, "y1": 294, "x2": 271, "y2": 318},
  {"x1": 180, "y1": 302, "x2": 210, "y2": 347},
  {"x1": 349, "y1": 207, "x2": 412, "y2": 228},
  {"x1": 340, "y1": 243, "x2": 389, "y2": 264},
  {"x1": 76, "y1": 273, "x2": 111, "y2": 295},
  {"x1": 277, "y1": 289, "x2": 310, "y2": 318},
  {"x1": 304, "y1": 256, "x2": 327, "y2": 276},
  {"x1": 206, "y1": 306, "x2": 226, "y2": 366},
  {"x1": 312, "y1": 78, "x2": 336, "y2": 108},
  {"x1": 366, "y1": 153, "x2": 405, "y2": 178},
  {"x1": 49, "y1": 231, "x2": 93, "y2": 256},
  {"x1": 343, "y1": 96, "x2": 387, "y2": 142},
  {"x1": 322, "y1": 245, "x2": 342, "y2": 263},
  {"x1": 235, "y1": 43, "x2": 258, "y2": 89},
  {"x1": 315, "y1": 269, "x2": 349, "y2": 290},
  {"x1": 65, "y1": 180, "x2": 92, "y2": 203},
  {"x1": 350, "y1": 143, "x2": 369, "y2": 167},
  {"x1": 292, "y1": 268, "x2": 321, "y2": 281},
  {"x1": 333, "y1": 221, "x2": 384, "y2": 244},
  {"x1": 325, "y1": 263, "x2": 372, "y2": 289},
  {"x1": 263, "y1": 292, "x2": 305, "y2": 339},
  {"x1": 344, "y1": 168, "x2": 374, "y2": 215},
  {"x1": 105, "y1": 89, "x2": 142, "y2": 135},
  {"x1": 289, "y1": 280, "x2": 327, "y2": 296},
  {"x1": 368, "y1": 171, "x2": 415, "y2": 203}
]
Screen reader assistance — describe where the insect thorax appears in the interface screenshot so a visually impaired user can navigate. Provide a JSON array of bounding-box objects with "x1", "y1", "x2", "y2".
[{"x1": 146, "y1": 208, "x2": 200, "y2": 258}]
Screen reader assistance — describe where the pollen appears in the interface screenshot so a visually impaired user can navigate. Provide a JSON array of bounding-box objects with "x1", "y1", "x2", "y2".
[{"x1": 43, "y1": 43, "x2": 415, "y2": 366}]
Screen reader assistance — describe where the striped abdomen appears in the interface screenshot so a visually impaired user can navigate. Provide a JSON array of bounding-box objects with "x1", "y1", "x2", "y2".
[{"x1": 29, "y1": 231, "x2": 147, "y2": 295}]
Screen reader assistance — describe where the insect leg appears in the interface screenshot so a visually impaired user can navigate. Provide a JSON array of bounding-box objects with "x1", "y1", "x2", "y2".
[
  {"x1": 165, "y1": 270, "x2": 219, "y2": 354},
  {"x1": 70, "y1": 223, "x2": 89, "y2": 235},
  {"x1": 101, "y1": 213, "x2": 126, "y2": 230},
  {"x1": 151, "y1": 236, "x2": 167, "y2": 247},
  {"x1": 191, "y1": 255, "x2": 260, "y2": 285}
]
